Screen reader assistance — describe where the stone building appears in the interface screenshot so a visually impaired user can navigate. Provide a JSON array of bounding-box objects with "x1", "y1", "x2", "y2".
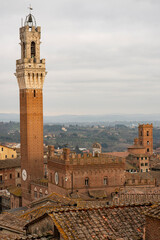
[
  {"x1": 127, "y1": 124, "x2": 153, "y2": 173},
  {"x1": 48, "y1": 146, "x2": 125, "y2": 198},
  {"x1": 0, "y1": 145, "x2": 17, "y2": 160},
  {"x1": 15, "y1": 13, "x2": 47, "y2": 206},
  {"x1": 0, "y1": 158, "x2": 21, "y2": 190},
  {"x1": 128, "y1": 124, "x2": 153, "y2": 156},
  {"x1": 139, "y1": 123, "x2": 153, "y2": 155},
  {"x1": 126, "y1": 152, "x2": 150, "y2": 173}
]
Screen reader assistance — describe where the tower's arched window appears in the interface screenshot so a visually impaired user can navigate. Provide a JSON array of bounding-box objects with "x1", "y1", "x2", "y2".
[
  {"x1": 85, "y1": 177, "x2": 89, "y2": 186},
  {"x1": 31, "y1": 41, "x2": 36, "y2": 58},
  {"x1": 23, "y1": 42, "x2": 26, "y2": 58}
]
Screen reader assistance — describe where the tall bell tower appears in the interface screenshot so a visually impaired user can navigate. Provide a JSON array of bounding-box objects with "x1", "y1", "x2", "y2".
[{"x1": 15, "y1": 12, "x2": 46, "y2": 206}]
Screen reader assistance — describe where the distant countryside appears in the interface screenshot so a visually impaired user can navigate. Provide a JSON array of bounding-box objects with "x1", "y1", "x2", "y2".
[{"x1": 1, "y1": 121, "x2": 160, "y2": 152}]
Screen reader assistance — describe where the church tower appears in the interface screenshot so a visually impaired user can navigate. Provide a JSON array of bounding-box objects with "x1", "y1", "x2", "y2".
[
  {"x1": 15, "y1": 13, "x2": 46, "y2": 206},
  {"x1": 138, "y1": 124, "x2": 153, "y2": 155}
]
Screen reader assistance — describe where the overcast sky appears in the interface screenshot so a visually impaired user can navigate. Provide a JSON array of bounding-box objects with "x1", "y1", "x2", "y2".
[{"x1": 1, "y1": 0, "x2": 160, "y2": 116}]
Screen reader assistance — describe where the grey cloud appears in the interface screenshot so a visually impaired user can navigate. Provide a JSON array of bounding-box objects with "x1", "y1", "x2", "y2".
[{"x1": 1, "y1": 0, "x2": 160, "y2": 115}]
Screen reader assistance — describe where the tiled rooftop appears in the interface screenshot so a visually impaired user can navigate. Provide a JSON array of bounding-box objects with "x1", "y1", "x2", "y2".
[
  {"x1": 0, "y1": 232, "x2": 56, "y2": 240},
  {"x1": 0, "y1": 212, "x2": 26, "y2": 234},
  {"x1": 20, "y1": 192, "x2": 77, "y2": 221},
  {"x1": 28, "y1": 192, "x2": 76, "y2": 208},
  {"x1": 0, "y1": 158, "x2": 20, "y2": 169},
  {"x1": 26, "y1": 204, "x2": 151, "y2": 240},
  {"x1": 144, "y1": 203, "x2": 160, "y2": 220}
]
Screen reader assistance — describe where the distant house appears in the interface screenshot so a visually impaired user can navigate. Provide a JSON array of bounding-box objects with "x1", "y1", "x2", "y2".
[{"x1": 0, "y1": 145, "x2": 17, "y2": 160}]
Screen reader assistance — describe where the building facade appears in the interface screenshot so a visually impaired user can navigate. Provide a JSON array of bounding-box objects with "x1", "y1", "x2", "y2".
[
  {"x1": 48, "y1": 146, "x2": 125, "y2": 197},
  {"x1": 127, "y1": 123, "x2": 153, "y2": 172},
  {"x1": 138, "y1": 124, "x2": 153, "y2": 155},
  {"x1": 15, "y1": 13, "x2": 46, "y2": 206},
  {"x1": 0, "y1": 159, "x2": 21, "y2": 190},
  {"x1": 0, "y1": 145, "x2": 17, "y2": 160}
]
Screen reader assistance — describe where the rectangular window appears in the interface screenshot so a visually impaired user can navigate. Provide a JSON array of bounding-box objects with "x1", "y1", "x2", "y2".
[
  {"x1": 104, "y1": 177, "x2": 108, "y2": 185},
  {"x1": 10, "y1": 174, "x2": 12, "y2": 179},
  {"x1": 147, "y1": 148, "x2": 149, "y2": 152},
  {"x1": 0, "y1": 175, "x2": 2, "y2": 183},
  {"x1": 141, "y1": 163, "x2": 144, "y2": 166},
  {"x1": 141, "y1": 157, "x2": 143, "y2": 160},
  {"x1": 145, "y1": 163, "x2": 148, "y2": 166},
  {"x1": 147, "y1": 131, "x2": 149, "y2": 136},
  {"x1": 5, "y1": 155, "x2": 7, "y2": 158},
  {"x1": 145, "y1": 157, "x2": 147, "y2": 160},
  {"x1": 147, "y1": 141, "x2": 149, "y2": 145},
  {"x1": 12, "y1": 155, "x2": 14, "y2": 158},
  {"x1": 1, "y1": 148, "x2": 3, "y2": 151},
  {"x1": 137, "y1": 157, "x2": 139, "y2": 160},
  {"x1": 17, "y1": 172, "x2": 20, "y2": 178},
  {"x1": 34, "y1": 191, "x2": 37, "y2": 199}
]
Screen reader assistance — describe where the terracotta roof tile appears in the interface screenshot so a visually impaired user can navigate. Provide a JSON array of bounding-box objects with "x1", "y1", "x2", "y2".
[
  {"x1": 29, "y1": 204, "x2": 150, "y2": 240},
  {"x1": 0, "y1": 158, "x2": 20, "y2": 169},
  {"x1": 0, "y1": 212, "x2": 26, "y2": 234},
  {"x1": 144, "y1": 203, "x2": 160, "y2": 219},
  {"x1": 20, "y1": 192, "x2": 76, "y2": 221}
]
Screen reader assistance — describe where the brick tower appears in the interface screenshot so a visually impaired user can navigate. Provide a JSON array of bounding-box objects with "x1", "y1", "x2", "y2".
[
  {"x1": 15, "y1": 13, "x2": 46, "y2": 206},
  {"x1": 138, "y1": 124, "x2": 153, "y2": 155}
]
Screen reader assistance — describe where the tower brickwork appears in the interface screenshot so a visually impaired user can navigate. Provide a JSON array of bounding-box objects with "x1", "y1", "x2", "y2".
[
  {"x1": 15, "y1": 14, "x2": 46, "y2": 206},
  {"x1": 138, "y1": 124, "x2": 153, "y2": 155}
]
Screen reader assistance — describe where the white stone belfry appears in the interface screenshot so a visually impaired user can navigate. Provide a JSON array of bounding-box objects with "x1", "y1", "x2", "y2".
[{"x1": 15, "y1": 14, "x2": 47, "y2": 89}]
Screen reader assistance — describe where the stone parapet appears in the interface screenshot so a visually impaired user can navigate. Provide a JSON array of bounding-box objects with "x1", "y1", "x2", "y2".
[
  {"x1": 112, "y1": 193, "x2": 160, "y2": 205},
  {"x1": 48, "y1": 148, "x2": 125, "y2": 166}
]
